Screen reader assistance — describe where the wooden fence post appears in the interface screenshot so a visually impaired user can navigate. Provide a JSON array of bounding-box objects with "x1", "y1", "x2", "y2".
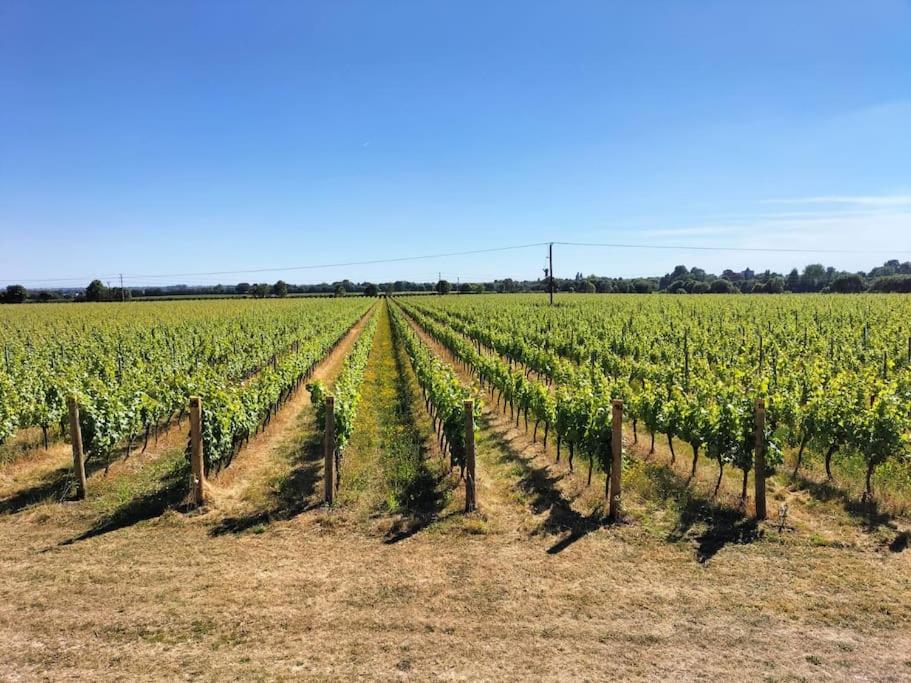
[
  {"x1": 754, "y1": 398, "x2": 766, "y2": 520},
  {"x1": 464, "y1": 400, "x2": 477, "y2": 512},
  {"x1": 324, "y1": 396, "x2": 336, "y2": 505},
  {"x1": 189, "y1": 396, "x2": 206, "y2": 506},
  {"x1": 609, "y1": 399, "x2": 623, "y2": 521},
  {"x1": 67, "y1": 397, "x2": 87, "y2": 500}
]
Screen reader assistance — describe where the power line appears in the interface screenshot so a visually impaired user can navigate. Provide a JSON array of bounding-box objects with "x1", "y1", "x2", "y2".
[
  {"x1": 3, "y1": 242, "x2": 549, "y2": 283},
  {"x1": 554, "y1": 241, "x2": 910, "y2": 255},
  {"x1": 4, "y1": 239, "x2": 909, "y2": 286},
  {"x1": 122, "y1": 243, "x2": 551, "y2": 279}
]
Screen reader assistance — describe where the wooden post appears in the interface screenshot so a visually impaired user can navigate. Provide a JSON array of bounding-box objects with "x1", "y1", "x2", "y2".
[
  {"x1": 608, "y1": 399, "x2": 623, "y2": 521},
  {"x1": 67, "y1": 397, "x2": 87, "y2": 500},
  {"x1": 464, "y1": 400, "x2": 477, "y2": 512},
  {"x1": 324, "y1": 396, "x2": 336, "y2": 505},
  {"x1": 189, "y1": 396, "x2": 206, "y2": 506},
  {"x1": 754, "y1": 398, "x2": 766, "y2": 521}
]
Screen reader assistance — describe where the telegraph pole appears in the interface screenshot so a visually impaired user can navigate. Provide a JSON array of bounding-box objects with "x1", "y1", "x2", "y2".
[
  {"x1": 119, "y1": 273, "x2": 125, "y2": 302},
  {"x1": 548, "y1": 242, "x2": 554, "y2": 305}
]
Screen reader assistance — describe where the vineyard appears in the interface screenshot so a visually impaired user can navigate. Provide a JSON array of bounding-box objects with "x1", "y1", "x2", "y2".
[
  {"x1": 397, "y1": 293, "x2": 911, "y2": 507},
  {"x1": 1, "y1": 294, "x2": 910, "y2": 679}
]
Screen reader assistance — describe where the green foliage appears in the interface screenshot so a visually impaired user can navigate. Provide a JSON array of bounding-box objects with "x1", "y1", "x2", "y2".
[
  {"x1": 85, "y1": 279, "x2": 108, "y2": 302},
  {"x1": 389, "y1": 304, "x2": 475, "y2": 469},
  {"x1": 396, "y1": 292, "x2": 911, "y2": 502},
  {"x1": 329, "y1": 315, "x2": 378, "y2": 453},
  {"x1": 272, "y1": 280, "x2": 289, "y2": 298},
  {"x1": 0, "y1": 298, "x2": 371, "y2": 465},
  {"x1": 3, "y1": 285, "x2": 27, "y2": 304}
]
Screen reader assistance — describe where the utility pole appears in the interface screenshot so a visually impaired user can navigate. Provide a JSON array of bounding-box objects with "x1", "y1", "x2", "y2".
[
  {"x1": 548, "y1": 242, "x2": 554, "y2": 305},
  {"x1": 119, "y1": 273, "x2": 125, "y2": 302}
]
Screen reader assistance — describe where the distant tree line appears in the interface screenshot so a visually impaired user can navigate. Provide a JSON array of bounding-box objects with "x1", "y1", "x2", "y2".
[
  {"x1": 651, "y1": 259, "x2": 911, "y2": 294},
  {"x1": 3, "y1": 260, "x2": 910, "y2": 303},
  {"x1": 432, "y1": 260, "x2": 911, "y2": 295}
]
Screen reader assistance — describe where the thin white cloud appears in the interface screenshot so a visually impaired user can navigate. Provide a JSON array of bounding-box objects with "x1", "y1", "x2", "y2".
[
  {"x1": 762, "y1": 195, "x2": 911, "y2": 207},
  {"x1": 642, "y1": 226, "x2": 739, "y2": 238}
]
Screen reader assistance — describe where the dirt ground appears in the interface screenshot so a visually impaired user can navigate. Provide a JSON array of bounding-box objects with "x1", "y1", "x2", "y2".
[{"x1": 1, "y1": 301, "x2": 910, "y2": 681}]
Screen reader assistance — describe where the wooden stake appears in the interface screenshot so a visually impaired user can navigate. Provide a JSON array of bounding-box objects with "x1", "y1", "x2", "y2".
[
  {"x1": 189, "y1": 396, "x2": 206, "y2": 506},
  {"x1": 324, "y1": 396, "x2": 336, "y2": 505},
  {"x1": 608, "y1": 399, "x2": 623, "y2": 521},
  {"x1": 754, "y1": 398, "x2": 766, "y2": 521},
  {"x1": 464, "y1": 400, "x2": 477, "y2": 512},
  {"x1": 67, "y1": 397, "x2": 87, "y2": 500}
]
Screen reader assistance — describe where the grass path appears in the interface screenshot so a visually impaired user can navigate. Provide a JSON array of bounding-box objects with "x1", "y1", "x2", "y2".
[
  {"x1": 205, "y1": 307, "x2": 377, "y2": 533},
  {"x1": 337, "y1": 301, "x2": 452, "y2": 525}
]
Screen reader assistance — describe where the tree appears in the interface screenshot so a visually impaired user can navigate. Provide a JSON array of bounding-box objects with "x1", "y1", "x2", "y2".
[
  {"x1": 459, "y1": 282, "x2": 472, "y2": 294},
  {"x1": 660, "y1": 265, "x2": 690, "y2": 290},
  {"x1": 250, "y1": 283, "x2": 270, "y2": 298},
  {"x1": 235, "y1": 282, "x2": 251, "y2": 295},
  {"x1": 869, "y1": 275, "x2": 911, "y2": 293},
  {"x1": 785, "y1": 268, "x2": 800, "y2": 292},
  {"x1": 830, "y1": 273, "x2": 865, "y2": 293},
  {"x1": 334, "y1": 284, "x2": 346, "y2": 297},
  {"x1": 764, "y1": 276, "x2": 785, "y2": 294},
  {"x1": 272, "y1": 280, "x2": 289, "y2": 298},
  {"x1": 581, "y1": 280, "x2": 597, "y2": 293},
  {"x1": 691, "y1": 281, "x2": 711, "y2": 294},
  {"x1": 800, "y1": 264, "x2": 826, "y2": 292},
  {"x1": 436, "y1": 279, "x2": 452, "y2": 295},
  {"x1": 363, "y1": 283, "x2": 379, "y2": 297},
  {"x1": 709, "y1": 279, "x2": 735, "y2": 294},
  {"x1": 3, "y1": 284, "x2": 27, "y2": 303},
  {"x1": 85, "y1": 279, "x2": 108, "y2": 302}
]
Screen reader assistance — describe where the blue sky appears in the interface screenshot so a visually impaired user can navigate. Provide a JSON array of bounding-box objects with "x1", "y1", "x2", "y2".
[{"x1": 1, "y1": 1, "x2": 910, "y2": 287}]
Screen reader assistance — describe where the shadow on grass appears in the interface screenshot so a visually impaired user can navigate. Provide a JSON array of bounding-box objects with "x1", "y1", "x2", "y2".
[
  {"x1": 889, "y1": 531, "x2": 909, "y2": 553},
  {"x1": 668, "y1": 497, "x2": 760, "y2": 564},
  {"x1": 789, "y1": 473, "x2": 895, "y2": 533},
  {"x1": 209, "y1": 432, "x2": 325, "y2": 536},
  {"x1": 478, "y1": 414, "x2": 604, "y2": 554},
  {"x1": 0, "y1": 455, "x2": 116, "y2": 515},
  {"x1": 57, "y1": 458, "x2": 192, "y2": 546},
  {"x1": 383, "y1": 510, "x2": 459, "y2": 544},
  {"x1": 380, "y1": 314, "x2": 454, "y2": 543},
  {"x1": 632, "y1": 462, "x2": 761, "y2": 564}
]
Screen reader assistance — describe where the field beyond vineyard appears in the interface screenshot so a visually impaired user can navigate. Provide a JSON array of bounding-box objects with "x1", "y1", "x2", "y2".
[{"x1": 1, "y1": 294, "x2": 910, "y2": 680}]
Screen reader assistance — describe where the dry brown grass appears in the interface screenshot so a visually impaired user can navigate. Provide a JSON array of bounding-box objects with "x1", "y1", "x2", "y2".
[{"x1": 1, "y1": 493, "x2": 909, "y2": 681}]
